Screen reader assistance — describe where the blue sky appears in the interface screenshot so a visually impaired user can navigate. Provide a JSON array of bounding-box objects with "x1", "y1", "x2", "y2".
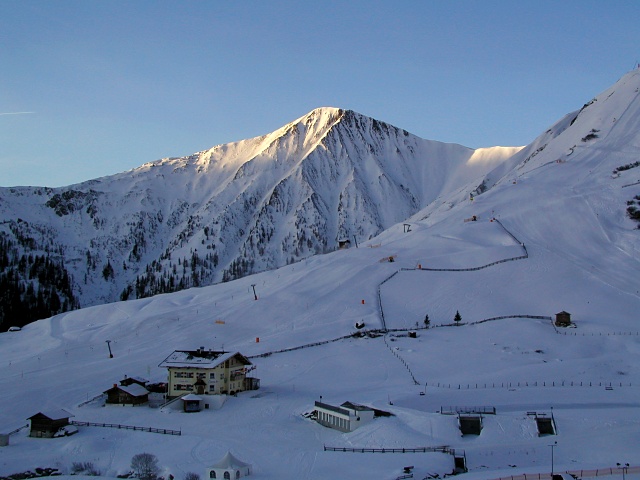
[{"x1": 2, "y1": 1, "x2": 639, "y2": 187}]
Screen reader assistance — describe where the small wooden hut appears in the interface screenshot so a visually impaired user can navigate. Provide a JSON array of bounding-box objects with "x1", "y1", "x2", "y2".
[
  {"x1": 555, "y1": 311, "x2": 572, "y2": 327},
  {"x1": 28, "y1": 410, "x2": 74, "y2": 438},
  {"x1": 182, "y1": 393, "x2": 203, "y2": 412}
]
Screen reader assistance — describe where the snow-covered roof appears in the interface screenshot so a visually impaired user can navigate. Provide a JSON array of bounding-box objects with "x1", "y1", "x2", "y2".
[
  {"x1": 211, "y1": 451, "x2": 252, "y2": 469},
  {"x1": 181, "y1": 393, "x2": 202, "y2": 401},
  {"x1": 104, "y1": 383, "x2": 148, "y2": 397},
  {"x1": 315, "y1": 401, "x2": 350, "y2": 416},
  {"x1": 158, "y1": 350, "x2": 251, "y2": 369},
  {"x1": 341, "y1": 401, "x2": 373, "y2": 412},
  {"x1": 120, "y1": 384, "x2": 149, "y2": 397},
  {"x1": 28, "y1": 409, "x2": 74, "y2": 421}
]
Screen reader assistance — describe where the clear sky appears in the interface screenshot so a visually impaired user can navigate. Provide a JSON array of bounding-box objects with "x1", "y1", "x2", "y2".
[{"x1": 2, "y1": 0, "x2": 640, "y2": 187}]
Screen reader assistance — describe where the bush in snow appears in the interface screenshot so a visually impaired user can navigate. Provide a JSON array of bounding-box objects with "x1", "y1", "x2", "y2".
[
  {"x1": 626, "y1": 195, "x2": 640, "y2": 227},
  {"x1": 130, "y1": 453, "x2": 160, "y2": 480},
  {"x1": 71, "y1": 462, "x2": 100, "y2": 476}
]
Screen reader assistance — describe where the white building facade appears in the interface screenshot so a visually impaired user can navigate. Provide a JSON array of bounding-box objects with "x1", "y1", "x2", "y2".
[
  {"x1": 314, "y1": 401, "x2": 375, "y2": 433},
  {"x1": 159, "y1": 349, "x2": 258, "y2": 399}
]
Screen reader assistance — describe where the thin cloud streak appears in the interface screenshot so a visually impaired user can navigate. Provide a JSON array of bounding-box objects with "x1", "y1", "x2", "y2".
[{"x1": 0, "y1": 112, "x2": 35, "y2": 116}]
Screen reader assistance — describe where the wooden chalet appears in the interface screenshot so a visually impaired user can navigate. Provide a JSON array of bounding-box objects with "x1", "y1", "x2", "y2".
[
  {"x1": 104, "y1": 383, "x2": 149, "y2": 406},
  {"x1": 27, "y1": 410, "x2": 74, "y2": 438}
]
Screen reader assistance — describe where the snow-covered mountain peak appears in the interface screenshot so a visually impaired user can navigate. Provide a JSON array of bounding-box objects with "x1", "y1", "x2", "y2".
[
  {"x1": 474, "y1": 69, "x2": 640, "y2": 193},
  {"x1": 0, "y1": 104, "x2": 518, "y2": 315}
]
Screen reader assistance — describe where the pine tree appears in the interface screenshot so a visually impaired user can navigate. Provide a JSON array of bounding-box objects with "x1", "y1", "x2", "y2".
[
  {"x1": 454, "y1": 310, "x2": 462, "y2": 325},
  {"x1": 424, "y1": 314, "x2": 430, "y2": 328},
  {"x1": 102, "y1": 260, "x2": 114, "y2": 280}
]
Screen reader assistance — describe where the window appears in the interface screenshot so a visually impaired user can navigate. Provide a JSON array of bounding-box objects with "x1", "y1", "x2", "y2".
[
  {"x1": 209, "y1": 373, "x2": 216, "y2": 380},
  {"x1": 223, "y1": 472, "x2": 230, "y2": 480},
  {"x1": 209, "y1": 471, "x2": 216, "y2": 479}
]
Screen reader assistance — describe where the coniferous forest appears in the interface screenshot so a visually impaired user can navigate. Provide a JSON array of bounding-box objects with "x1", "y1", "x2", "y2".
[{"x1": 0, "y1": 233, "x2": 78, "y2": 330}]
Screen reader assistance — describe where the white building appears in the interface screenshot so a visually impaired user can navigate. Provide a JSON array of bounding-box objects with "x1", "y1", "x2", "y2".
[
  {"x1": 158, "y1": 348, "x2": 258, "y2": 399},
  {"x1": 314, "y1": 401, "x2": 375, "y2": 432}
]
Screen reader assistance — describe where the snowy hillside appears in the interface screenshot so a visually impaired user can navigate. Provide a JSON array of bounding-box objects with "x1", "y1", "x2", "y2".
[
  {"x1": 0, "y1": 107, "x2": 518, "y2": 326},
  {"x1": 0, "y1": 70, "x2": 639, "y2": 480}
]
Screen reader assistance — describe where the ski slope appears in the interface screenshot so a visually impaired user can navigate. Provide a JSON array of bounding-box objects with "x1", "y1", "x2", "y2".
[{"x1": 1, "y1": 71, "x2": 640, "y2": 479}]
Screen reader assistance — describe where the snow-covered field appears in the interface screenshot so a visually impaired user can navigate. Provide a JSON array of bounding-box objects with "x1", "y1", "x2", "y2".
[{"x1": 1, "y1": 70, "x2": 640, "y2": 479}]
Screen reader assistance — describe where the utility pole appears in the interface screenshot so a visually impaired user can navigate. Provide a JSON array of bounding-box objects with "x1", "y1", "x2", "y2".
[
  {"x1": 549, "y1": 441, "x2": 557, "y2": 477},
  {"x1": 250, "y1": 284, "x2": 257, "y2": 300},
  {"x1": 105, "y1": 340, "x2": 113, "y2": 358}
]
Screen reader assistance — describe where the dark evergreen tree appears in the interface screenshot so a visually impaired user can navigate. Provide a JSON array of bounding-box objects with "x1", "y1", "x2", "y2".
[{"x1": 102, "y1": 260, "x2": 114, "y2": 280}]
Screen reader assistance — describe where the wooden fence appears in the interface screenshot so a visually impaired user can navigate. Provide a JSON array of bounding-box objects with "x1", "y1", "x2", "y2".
[
  {"x1": 70, "y1": 421, "x2": 180, "y2": 436},
  {"x1": 383, "y1": 331, "x2": 420, "y2": 385},
  {"x1": 77, "y1": 393, "x2": 105, "y2": 407},
  {"x1": 324, "y1": 445, "x2": 450, "y2": 454},
  {"x1": 4, "y1": 424, "x2": 28, "y2": 436},
  {"x1": 426, "y1": 381, "x2": 633, "y2": 389},
  {"x1": 470, "y1": 315, "x2": 552, "y2": 325},
  {"x1": 440, "y1": 406, "x2": 496, "y2": 415},
  {"x1": 491, "y1": 465, "x2": 640, "y2": 480}
]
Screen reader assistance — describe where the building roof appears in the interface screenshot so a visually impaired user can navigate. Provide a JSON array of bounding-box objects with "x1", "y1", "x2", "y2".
[
  {"x1": 158, "y1": 350, "x2": 251, "y2": 369},
  {"x1": 121, "y1": 375, "x2": 148, "y2": 384},
  {"x1": 120, "y1": 384, "x2": 149, "y2": 397},
  {"x1": 315, "y1": 401, "x2": 350, "y2": 416},
  {"x1": 341, "y1": 401, "x2": 373, "y2": 412},
  {"x1": 28, "y1": 409, "x2": 74, "y2": 421},
  {"x1": 211, "y1": 451, "x2": 252, "y2": 470},
  {"x1": 181, "y1": 393, "x2": 202, "y2": 401},
  {"x1": 104, "y1": 383, "x2": 149, "y2": 397}
]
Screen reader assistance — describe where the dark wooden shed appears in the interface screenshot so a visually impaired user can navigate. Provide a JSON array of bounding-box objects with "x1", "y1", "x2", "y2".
[
  {"x1": 555, "y1": 311, "x2": 572, "y2": 327},
  {"x1": 28, "y1": 410, "x2": 73, "y2": 438},
  {"x1": 104, "y1": 383, "x2": 149, "y2": 405}
]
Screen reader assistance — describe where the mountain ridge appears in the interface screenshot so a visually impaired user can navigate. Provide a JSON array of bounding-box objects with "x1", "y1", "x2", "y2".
[{"x1": 0, "y1": 107, "x2": 518, "y2": 326}]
